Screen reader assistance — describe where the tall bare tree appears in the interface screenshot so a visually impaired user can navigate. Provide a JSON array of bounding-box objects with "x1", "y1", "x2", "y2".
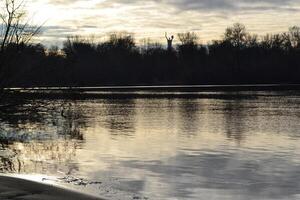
[
  {"x1": 224, "y1": 23, "x2": 248, "y2": 48},
  {"x1": 0, "y1": 0, "x2": 42, "y2": 89},
  {"x1": 0, "y1": 0, "x2": 41, "y2": 52}
]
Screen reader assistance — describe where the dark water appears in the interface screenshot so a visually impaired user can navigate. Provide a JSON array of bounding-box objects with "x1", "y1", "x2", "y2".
[{"x1": 1, "y1": 90, "x2": 300, "y2": 199}]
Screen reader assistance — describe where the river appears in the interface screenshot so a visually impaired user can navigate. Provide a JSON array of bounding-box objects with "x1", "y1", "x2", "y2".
[{"x1": 1, "y1": 88, "x2": 300, "y2": 199}]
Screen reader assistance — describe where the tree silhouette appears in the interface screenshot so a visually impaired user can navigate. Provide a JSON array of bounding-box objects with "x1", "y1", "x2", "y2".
[
  {"x1": 0, "y1": 23, "x2": 300, "y2": 88},
  {"x1": 224, "y1": 23, "x2": 248, "y2": 48},
  {"x1": 0, "y1": 0, "x2": 42, "y2": 89}
]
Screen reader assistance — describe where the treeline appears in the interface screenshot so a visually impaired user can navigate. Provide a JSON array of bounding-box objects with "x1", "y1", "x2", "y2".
[{"x1": 2, "y1": 23, "x2": 300, "y2": 87}]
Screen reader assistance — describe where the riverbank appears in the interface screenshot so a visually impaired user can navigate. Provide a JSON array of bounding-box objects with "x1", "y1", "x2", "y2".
[
  {"x1": 0, "y1": 175, "x2": 103, "y2": 200},
  {"x1": 1, "y1": 84, "x2": 300, "y2": 101}
]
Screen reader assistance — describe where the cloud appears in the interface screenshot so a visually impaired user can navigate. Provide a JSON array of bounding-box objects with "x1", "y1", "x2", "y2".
[
  {"x1": 94, "y1": 0, "x2": 297, "y2": 12},
  {"x1": 31, "y1": 0, "x2": 300, "y2": 45},
  {"x1": 46, "y1": 0, "x2": 81, "y2": 5}
]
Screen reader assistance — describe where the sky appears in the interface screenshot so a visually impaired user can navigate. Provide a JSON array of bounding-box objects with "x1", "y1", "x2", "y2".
[{"x1": 23, "y1": 0, "x2": 300, "y2": 46}]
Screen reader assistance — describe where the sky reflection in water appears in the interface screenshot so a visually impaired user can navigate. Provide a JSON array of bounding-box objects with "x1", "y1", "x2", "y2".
[{"x1": 1, "y1": 91, "x2": 300, "y2": 199}]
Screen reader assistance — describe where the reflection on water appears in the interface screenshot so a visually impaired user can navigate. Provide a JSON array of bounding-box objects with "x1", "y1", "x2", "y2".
[{"x1": 1, "y1": 90, "x2": 300, "y2": 199}]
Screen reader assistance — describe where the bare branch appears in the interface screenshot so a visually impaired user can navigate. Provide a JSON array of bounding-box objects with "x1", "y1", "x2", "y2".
[{"x1": 0, "y1": 0, "x2": 42, "y2": 51}]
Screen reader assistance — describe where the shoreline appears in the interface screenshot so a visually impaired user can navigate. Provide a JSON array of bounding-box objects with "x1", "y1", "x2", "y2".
[
  {"x1": 1, "y1": 84, "x2": 300, "y2": 101},
  {"x1": 0, "y1": 175, "x2": 103, "y2": 200},
  {"x1": 4, "y1": 83, "x2": 300, "y2": 91}
]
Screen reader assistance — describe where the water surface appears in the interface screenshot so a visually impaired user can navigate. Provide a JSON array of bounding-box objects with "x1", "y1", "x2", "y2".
[{"x1": 1, "y1": 89, "x2": 300, "y2": 199}]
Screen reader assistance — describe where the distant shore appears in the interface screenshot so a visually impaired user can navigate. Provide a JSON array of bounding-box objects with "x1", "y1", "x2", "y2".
[
  {"x1": 1, "y1": 84, "x2": 300, "y2": 101},
  {"x1": 4, "y1": 83, "x2": 300, "y2": 91},
  {"x1": 0, "y1": 175, "x2": 103, "y2": 200}
]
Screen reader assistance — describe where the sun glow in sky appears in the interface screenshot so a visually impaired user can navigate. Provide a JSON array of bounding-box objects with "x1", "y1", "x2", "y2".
[{"x1": 24, "y1": 0, "x2": 300, "y2": 45}]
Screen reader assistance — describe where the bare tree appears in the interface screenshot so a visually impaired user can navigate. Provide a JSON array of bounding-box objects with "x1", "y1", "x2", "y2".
[
  {"x1": 0, "y1": 0, "x2": 42, "y2": 90},
  {"x1": 177, "y1": 32, "x2": 199, "y2": 46},
  {"x1": 288, "y1": 26, "x2": 300, "y2": 48},
  {"x1": 245, "y1": 34, "x2": 258, "y2": 48},
  {"x1": 0, "y1": 0, "x2": 41, "y2": 52},
  {"x1": 224, "y1": 23, "x2": 248, "y2": 48},
  {"x1": 261, "y1": 34, "x2": 285, "y2": 49}
]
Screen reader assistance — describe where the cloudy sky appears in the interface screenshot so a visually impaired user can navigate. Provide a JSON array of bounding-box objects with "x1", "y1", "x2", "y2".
[{"x1": 25, "y1": 0, "x2": 300, "y2": 45}]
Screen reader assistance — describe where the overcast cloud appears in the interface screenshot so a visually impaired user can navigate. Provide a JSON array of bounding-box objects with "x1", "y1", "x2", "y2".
[{"x1": 26, "y1": 0, "x2": 300, "y2": 45}]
